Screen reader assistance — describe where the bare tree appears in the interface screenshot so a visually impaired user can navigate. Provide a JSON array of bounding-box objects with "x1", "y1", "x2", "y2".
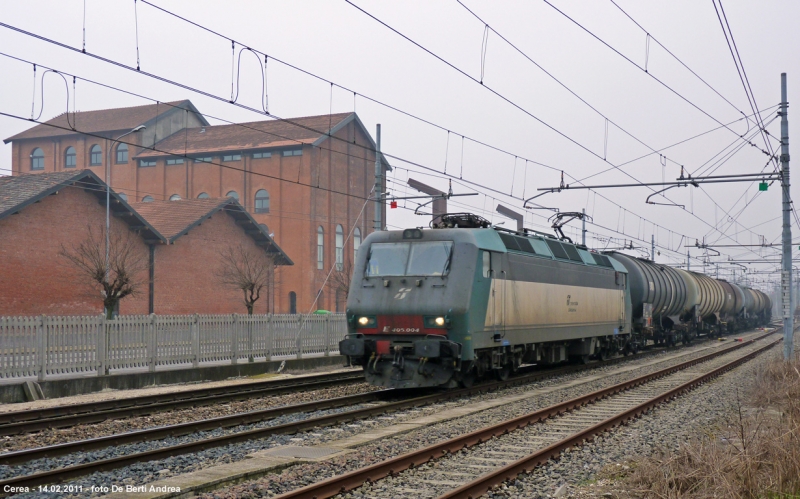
[
  {"x1": 329, "y1": 257, "x2": 354, "y2": 312},
  {"x1": 59, "y1": 226, "x2": 149, "y2": 319},
  {"x1": 216, "y1": 243, "x2": 275, "y2": 315}
]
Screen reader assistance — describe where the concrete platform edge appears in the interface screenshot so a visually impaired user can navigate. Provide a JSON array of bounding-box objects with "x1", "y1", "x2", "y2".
[{"x1": 0, "y1": 356, "x2": 347, "y2": 404}]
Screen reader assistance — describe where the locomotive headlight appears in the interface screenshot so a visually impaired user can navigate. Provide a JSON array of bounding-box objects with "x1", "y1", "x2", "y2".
[
  {"x1": 424, "y1": 316, "x2": 448, "y2": 328},
  {"x1": 356, "y1": 316, "x2": 376, "y2": 327},
  {"x1": 434, "y1": 317, "x2": 445, "y2": 326}
]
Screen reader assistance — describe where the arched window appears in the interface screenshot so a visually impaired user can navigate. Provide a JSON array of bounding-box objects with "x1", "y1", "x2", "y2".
[
  {"x1": 116, "y1": 143, "x2": 128, "y2": 164},
  {"x1": 226, "y1": 191, "x2": 239, "y2": 200},
  {"x1": 353, "y1": 227, "x2": 361, "y2": 262},
  {"x1": 64, "y1": 147, "x2": 76, "y2": 168},
  {"x1": 197, "y1": 192, "x2": 209, "y2": 199},
  {"x1": 255, "y1": 189, "x2": 270, "y2": 213},
  {"x1": 142, "y1": 195, "x2": 154, "y2": 202},
  {"x1": 89, "y1": 145, "x2": 102, "y2": 166},
  {"x1": 317, "y1": 226, "x2": 324, "y2": 270},
  {"x1": 169, "y1": 194, "x2": 181, "y2": 201},
  {"x1": 30, "y1": 148, "x2": 44, "y2": 170},
  {"x1": 335, "y1": 225, "x2": 344, "y2": 271},
  {"x1": 289, "y1": 291, "x2": 297, "y2": 314},
  {"x1": 118, "y1": 193, "x2": 128, "y2": 202}
]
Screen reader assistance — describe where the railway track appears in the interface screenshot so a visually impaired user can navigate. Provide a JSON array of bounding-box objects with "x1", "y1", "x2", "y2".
[
  {"x1": 0, "y1": 370, "x2": 365, "y2": 435},
  {"x1": 267, "y1": 330, "x2": 780, "y2": 499},
  {"x1": 0, "y1": 329, "x2": 775, "y2": 494}
]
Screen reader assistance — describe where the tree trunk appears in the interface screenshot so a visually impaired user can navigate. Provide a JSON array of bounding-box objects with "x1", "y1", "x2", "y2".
[{"x1": 105, "y1": 304, "x2": 115, "y2": 320}]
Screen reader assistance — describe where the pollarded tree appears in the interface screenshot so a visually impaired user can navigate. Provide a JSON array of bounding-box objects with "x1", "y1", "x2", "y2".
[
  {"x1": 59, "y1": 226, "x2": 149, "y2": 319},
  {"x1": 215, "y1": 243, "x2": 275, "y2": 315}
]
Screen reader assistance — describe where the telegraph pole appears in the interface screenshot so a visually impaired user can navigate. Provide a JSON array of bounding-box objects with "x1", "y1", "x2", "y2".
[
  {"x1": 374, "y1": 124, "x2": 382, "y2": 232},
  {"x1": 780, "y1": 73, "x2": 794, "y2": 359}
]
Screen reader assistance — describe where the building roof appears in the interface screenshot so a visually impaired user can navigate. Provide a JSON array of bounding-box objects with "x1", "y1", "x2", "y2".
[
  {"x1": 0, "y1": 170, "x2": 165, "y2": 243},
  {"x1": 134, "y1": 112, "x2": 390, "y2": 168},
  {"x1": 136, "y1": 113, "x2": 352, "y2": 158},
  {"x1": 129, "y1": 198, "x2": 293, "y2": 265},
  {"x1": 3, "y1": 100, "x2": 208, "y2": 143}
]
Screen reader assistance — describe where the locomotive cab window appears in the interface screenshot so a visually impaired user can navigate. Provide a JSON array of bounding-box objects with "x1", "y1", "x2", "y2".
[{"x1": 366, "y1": 241, "x2": 453, "y2": 277}]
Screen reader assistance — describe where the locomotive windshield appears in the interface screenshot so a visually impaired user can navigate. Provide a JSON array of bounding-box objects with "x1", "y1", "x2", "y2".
[{"x1": 366, "y1": 241, "x2": 453, "y2": 276}]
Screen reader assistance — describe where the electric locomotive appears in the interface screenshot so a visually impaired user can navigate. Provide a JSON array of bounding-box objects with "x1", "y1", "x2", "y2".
[{"x1": 340, "y1": 214, "x2": 634, "y2": 389}]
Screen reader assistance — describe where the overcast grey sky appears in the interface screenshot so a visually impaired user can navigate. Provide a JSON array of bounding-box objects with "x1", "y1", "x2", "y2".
[{"x1": 1, "y1": 0, "x2": 797, "y2": 289}]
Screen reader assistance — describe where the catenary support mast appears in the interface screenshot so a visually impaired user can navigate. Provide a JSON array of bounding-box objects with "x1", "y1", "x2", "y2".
[
  {"x1": 374, "y1": 124, "x2": 382, "y2": 232},
  {"x1": 780, "y1": 73, "x2": 794, "y2": 360}
]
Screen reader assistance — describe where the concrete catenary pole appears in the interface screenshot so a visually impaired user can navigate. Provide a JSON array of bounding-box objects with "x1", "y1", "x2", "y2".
[
  {"x1": 651, "y1": 234, "x2": 655, "y2": 261},
  {"x1": 374, "y1": 124, "x2": 382, "y2": 232},
  {"x1": 581, "y1": 208, "x2": 586, "y2": 246},
  {"x1": 780, "y1": 73, "x2": 794, "y2": 359}
]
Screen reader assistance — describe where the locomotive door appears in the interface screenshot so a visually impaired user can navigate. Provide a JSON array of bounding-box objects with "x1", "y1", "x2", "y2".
[{"x1": 489, "y1": 252, "x2": 505, "y2": 337}]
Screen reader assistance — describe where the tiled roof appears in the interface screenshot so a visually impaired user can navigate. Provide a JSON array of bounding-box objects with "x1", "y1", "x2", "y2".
[
  {"x1": 129, "y1": 198, "x2": 231, "y2": 240},
  {"x1": 129, "y1": 198, "x2": 292, "y2": 265},
  {"x1": 0, "y1": 170, "x2": 165, "y2": 243},
  {"x1": 0, "y1": 170, "x2": 96, "y2": 219},
  {"x1": 4, "y1": 100, "x2": 194, "y2": 143},
  {"x1": 135, "y1": 113, "x2": 353, "y2": 158}
]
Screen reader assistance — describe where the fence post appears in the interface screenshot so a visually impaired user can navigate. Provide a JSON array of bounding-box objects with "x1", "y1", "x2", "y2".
[
  {"x1": 324, "y1": 315, "x2": 330, "y2": 357},
  {"x1": 97, "y1": 314, "x2": 108, "y2": 376},
  {"x1": 265, "y1": 314, "x2": 272, "y2": 361},
  {"x1": 248, "y1": 317, "x2": 254, "y2": 363},
  {"x1": 192, "y1": 314, "x2": 199, "y2": 368},
  {"x1": 296, "y1": 315, "x2": 303, "y2": 360},
  {"x1": 36, "y1": 315, "x2": 46, "y2": 382},
  {"x1": 231, "y1": 314, "x2": 239, "y2": 365},
  {"x1": 148, "y1": 314, "x2": 157, "y2": 373}
]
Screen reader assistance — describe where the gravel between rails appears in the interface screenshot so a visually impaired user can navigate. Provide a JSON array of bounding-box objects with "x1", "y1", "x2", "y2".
[
  {"x1": 191, "y1": 332, "x2": 774, "y2": 499},
  {"x1": 339, "y1": 338, "x2": 776, "y2": 498},
  {"x1": 2, "y1": 332, "x2": 769, "y2": 499},
  {"x1": 0, "y1": 383, "x2": 380, "y2": 454}
]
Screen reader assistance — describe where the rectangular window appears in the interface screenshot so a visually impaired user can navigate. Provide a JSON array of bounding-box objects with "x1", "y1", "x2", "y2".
[
  {"x1": 366, "y1": 241, "x2": 453, "y2": 277},
  {"x1": 139, "y1": 160, "x2": 157, "y2": 167},
  {"x1": 252, "y1": 152, "x2": 272, "y2": 159},
  {"x1": 282, "y1": 149, "x2": 302, "y2": 157},
  {"x1": 166, "y1": 158, "x2": 184, "y2": 165},
  {"x1": 222, "y1": 154, "x2": 242, "y2": 162},
  {"x1": 194, "y1": 157, "x2": 213, "y2": 163}
]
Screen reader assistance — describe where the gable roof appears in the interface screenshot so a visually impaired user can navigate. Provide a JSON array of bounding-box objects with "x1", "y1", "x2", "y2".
[
  {"x1": 4, "y1": 100, "x2": 209, "y2": 143},
  {"x1": 129, "y1": 198, "x2": 293, "y2": 265},
  {"x1": 134, "y1": 112, "x2": 390, "y2": 169},
  {"x1": 135, "y1": 113, "x2": 352, "y2": 158},
  {"x1": 0, "y1": 170, "x2": 165, "y2": 243}
]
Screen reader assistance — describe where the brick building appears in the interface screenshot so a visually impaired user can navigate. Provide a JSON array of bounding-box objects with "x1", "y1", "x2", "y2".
[
  {"x1": 4, "y1": 101, "x2": 388, "y2": 313},
  {"x1": 0, "y1": 170, "x2": 290, "y2": 316}
]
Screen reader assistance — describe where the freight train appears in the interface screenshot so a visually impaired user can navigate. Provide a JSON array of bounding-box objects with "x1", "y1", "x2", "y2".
[{"x1": 339, "y1": 214, "x2": 772, "y2": 389}]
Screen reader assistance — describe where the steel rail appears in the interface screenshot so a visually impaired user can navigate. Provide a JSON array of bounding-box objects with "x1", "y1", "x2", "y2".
[
  {"x1": 269, "y1": 330, "x2": 777, "y2": 499},
  {"x1": 0, "y1": 371, "x2": 365, "y2": 434},
  {"x1": 440, "y1": 337, "x2": 782, "y2": 499},
  {"x1": 0, "y1": 330, "x2": 773, "y2": 493}
]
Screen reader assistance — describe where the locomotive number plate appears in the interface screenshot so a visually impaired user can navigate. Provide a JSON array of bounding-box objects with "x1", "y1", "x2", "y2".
[{"x1": 383, "y1": 327, "x2": 420, "y2": 333}]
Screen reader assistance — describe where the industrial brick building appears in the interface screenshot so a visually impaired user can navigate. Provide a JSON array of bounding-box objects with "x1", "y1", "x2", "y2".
[
  {"x1": 3, "y1": 101, "x2": 388, "y2": 314},
  {"x1": 0, "y1": 170, "x2": 291, "y2": 316}
]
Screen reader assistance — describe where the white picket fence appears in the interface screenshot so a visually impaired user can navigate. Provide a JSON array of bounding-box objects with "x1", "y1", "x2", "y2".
[{"x1": 0, "y1": 314, "x2": 347, "y2": 381}]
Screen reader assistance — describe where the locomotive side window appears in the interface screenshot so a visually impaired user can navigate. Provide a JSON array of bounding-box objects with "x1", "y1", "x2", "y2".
[
  {"x1": 482, "y1": 251, "x2": 491, "y2": 278},
  {"x1": 366, "y1": 241, "x2": 453, "y2": 276}
]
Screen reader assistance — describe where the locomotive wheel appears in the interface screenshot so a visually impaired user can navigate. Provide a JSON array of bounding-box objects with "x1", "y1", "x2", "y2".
[
  {"x1": 460, "y1": 371, "x2": 476, "y2": 388},
  {"x1": 495, "y1": 364, "x2": 511, "y2": 381}
]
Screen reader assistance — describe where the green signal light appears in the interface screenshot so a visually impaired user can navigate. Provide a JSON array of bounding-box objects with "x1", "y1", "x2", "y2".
[{"x1": 759, "y1": 182, "x2": 768, "y2": 191}]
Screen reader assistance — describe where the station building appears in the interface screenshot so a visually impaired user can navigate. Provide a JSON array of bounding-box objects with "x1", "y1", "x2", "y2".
[{"x1": 3, "y1": 101, "x2": 388, "y2": 314}]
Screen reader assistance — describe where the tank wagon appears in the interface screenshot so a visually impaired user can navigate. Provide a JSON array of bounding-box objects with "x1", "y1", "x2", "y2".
[{"x1": 340, "y1": 214, "x2": 771, "y2": 389}]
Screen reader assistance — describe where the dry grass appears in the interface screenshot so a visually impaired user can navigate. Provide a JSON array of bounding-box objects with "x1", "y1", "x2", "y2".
[{"x1": 621, "y1": 355, "x2": 800, "y2": 499}]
